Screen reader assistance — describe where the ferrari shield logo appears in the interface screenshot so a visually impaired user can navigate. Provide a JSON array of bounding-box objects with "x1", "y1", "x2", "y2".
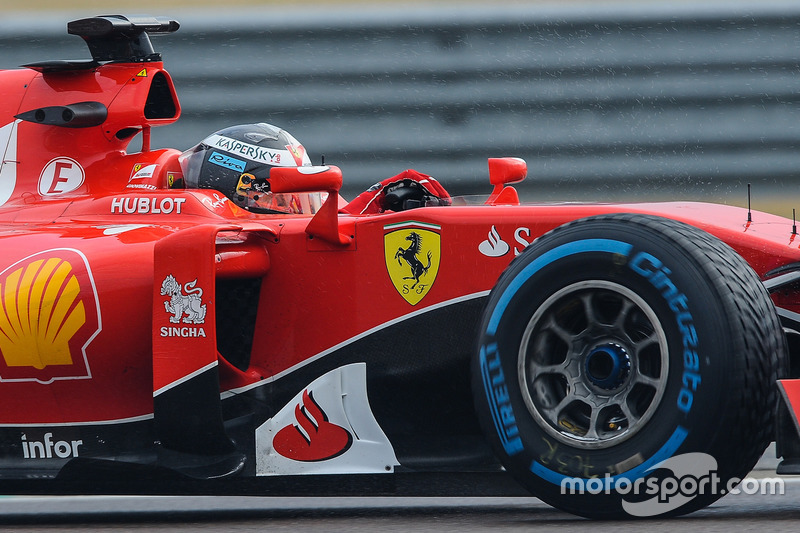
[{"x1": 384, "y1": 221, "x2": 441, "y2": 305}]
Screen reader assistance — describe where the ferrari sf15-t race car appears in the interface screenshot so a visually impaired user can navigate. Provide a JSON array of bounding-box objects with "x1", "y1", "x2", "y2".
[{"x1": 1, "y1": 15, "x2": 799, "y2": 519}]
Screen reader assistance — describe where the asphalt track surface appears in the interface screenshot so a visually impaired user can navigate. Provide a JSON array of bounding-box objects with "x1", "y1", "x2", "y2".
[{"x1": 0, "y1": 478, "x2": 798, "y2": 532}]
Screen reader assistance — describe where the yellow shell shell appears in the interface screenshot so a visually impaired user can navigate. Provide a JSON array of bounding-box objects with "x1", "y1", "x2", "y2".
[{"x1": 0, "y1": 258, "x2": 86, "y2": 369}]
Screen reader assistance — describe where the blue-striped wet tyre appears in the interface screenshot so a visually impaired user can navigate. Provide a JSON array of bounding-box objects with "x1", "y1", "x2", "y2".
[{"x1": 473, "y1": 214, "x2": 783, "y2": 519}]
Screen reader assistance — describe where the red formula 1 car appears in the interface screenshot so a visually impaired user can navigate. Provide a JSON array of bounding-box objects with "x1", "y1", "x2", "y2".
[{"x1": 1, "y1": 15, "x2": 799, "y2": 519}]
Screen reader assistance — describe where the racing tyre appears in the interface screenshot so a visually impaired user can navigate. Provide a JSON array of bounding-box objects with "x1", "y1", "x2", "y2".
[{"x1": 472, "y1": 214, "x2": 783, "y2": 518}]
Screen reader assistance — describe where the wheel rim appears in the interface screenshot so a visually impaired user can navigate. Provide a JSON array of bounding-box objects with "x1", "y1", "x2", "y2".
[{"x1": 518, "y1": 280, "x2": 669, "y2": 449}]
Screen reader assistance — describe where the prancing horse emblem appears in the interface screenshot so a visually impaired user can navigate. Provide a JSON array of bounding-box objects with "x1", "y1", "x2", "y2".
[
  {"x1": 384, "y1": 221, "x2": 441, "y2": 305},
  {"x1": 160, "y1": 274, "x2": 207, "y2": 324},
  {"x1": 395, "y1": 232, "x2": 432, "y2": 289}
]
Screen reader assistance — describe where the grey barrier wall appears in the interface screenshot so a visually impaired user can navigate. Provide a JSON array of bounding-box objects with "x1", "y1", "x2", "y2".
[{"x1": 1, "y1": 3, "x2": 799, "y2": 204}]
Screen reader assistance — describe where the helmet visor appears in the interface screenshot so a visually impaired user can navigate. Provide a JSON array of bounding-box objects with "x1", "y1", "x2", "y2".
[{"x1": 235, "y1": 173, "x2": 326, "y2": 214}]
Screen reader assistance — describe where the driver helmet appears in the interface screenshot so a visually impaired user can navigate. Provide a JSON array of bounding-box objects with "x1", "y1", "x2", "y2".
[{"x1": 178, "y1": 122, "x2": 323, "y2": 214}]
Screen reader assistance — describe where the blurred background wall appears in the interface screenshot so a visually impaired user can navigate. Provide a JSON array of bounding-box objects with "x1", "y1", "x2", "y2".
[{"x1": 1, "y1": 1, "x2": 799, "y2": 212}]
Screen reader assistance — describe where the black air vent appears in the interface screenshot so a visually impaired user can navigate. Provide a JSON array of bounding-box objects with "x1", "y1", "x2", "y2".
[
  {"x1": 144, "y1": 72, "x2": 177, "y2": 119},
  {"x1": 216, "y1": 278, "x2": 261, "y2": 371}
]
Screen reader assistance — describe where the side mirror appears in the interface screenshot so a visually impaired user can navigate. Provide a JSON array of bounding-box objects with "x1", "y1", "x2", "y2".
[
  {"x1": 268, "y1": 165, "x2": 343, "y2": 194},
  {"x1": 486, "y1": 157, "x2": 526, "y2": 205},
  {"x1": 268, "y1": 166, "x2": 351, "y2": 246}
]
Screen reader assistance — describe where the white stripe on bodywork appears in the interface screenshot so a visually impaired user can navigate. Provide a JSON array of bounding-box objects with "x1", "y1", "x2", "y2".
[
  {"x1": 0, "y1": 413, "x2": 153, "y2": 428},
  {"x1": 153, "y1": 360, "x2": 218, "y2": 397},
  {"x1": 222, "y1": 290, "x2": 490, "y2": 398},
  {"x1": 0, "y1": 121, "x2": 20, "y2": 207}
]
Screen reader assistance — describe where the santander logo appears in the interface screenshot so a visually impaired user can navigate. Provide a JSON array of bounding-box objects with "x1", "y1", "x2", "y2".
[
  {"x1": 478, "y1": 225, "x2": 510, "y2": 257},
  {"x1": 255, "y1": 363, "x2": 399, "y2": 476},
  {"x1": 273, "y1": 390, "x2": 353, "y2": 462}
]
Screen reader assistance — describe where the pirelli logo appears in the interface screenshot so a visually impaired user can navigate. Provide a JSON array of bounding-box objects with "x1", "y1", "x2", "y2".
[{"x1": 0, "y1": 249, "x2": 101, "y2": 384}]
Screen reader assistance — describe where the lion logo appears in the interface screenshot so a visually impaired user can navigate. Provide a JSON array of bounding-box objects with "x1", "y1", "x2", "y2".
[{"x1": 160, "y1": 274, "x2": 207, "y2": 324}]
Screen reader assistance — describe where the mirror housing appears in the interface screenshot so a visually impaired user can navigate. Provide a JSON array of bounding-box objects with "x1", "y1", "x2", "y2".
[
  {"x1": 486, "y1": 157, "x2": 526, "y2": 205},
  {"x1": 488, "y1": 157, "x2": 527, "y2": 186},
  {"x1": 268, "y1": 165, "x2": 343, "y2": 194},
  {"x1": 268, "y1": 166, "x2": 351, "y2": 246}
]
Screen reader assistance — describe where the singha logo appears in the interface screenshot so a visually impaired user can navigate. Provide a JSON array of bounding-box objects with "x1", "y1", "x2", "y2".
[{"x1": 160, "y1": 274, "x2": 207, "y2": 324}]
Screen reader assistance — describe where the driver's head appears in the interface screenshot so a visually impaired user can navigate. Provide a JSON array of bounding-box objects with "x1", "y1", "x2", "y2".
[{"x1": 178, "y1": 122, "x2": 322, "y2": 214}]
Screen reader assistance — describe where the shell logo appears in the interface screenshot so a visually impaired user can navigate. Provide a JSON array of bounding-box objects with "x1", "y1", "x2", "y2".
[{"x1": 0, "y1": 249, "x2": 100, "y2": 383}]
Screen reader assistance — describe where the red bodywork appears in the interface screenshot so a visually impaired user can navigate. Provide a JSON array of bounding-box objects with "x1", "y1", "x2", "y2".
[{"x1": 2, "y1": 16, "x2": 800, "y2": 489}]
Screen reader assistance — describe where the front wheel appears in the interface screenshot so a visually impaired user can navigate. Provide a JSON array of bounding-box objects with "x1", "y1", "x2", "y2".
[{"x1": 472, "y1": 214, "x2": 782, "y2": 518}]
